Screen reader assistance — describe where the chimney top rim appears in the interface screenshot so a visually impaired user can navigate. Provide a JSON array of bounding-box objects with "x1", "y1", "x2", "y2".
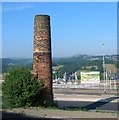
[{"x1": 35, "y1": 14, "x2": 50, "y2": 18}]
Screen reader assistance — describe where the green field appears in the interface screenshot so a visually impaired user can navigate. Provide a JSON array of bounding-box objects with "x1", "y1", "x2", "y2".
[{"x1": 52, "y1": 65, "x2": 64, "y2": 71}]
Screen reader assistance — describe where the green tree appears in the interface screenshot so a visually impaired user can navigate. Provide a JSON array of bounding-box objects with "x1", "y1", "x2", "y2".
[
  {"x1": 90, "y1": 66, "x2": 96, "y2": 71},
  {"x1": 2, "y1": 66, "x2": 44, "y2": 108}
]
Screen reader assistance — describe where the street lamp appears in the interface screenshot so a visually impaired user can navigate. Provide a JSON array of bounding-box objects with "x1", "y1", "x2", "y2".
[{"x1": 102, "y1": 44, "x2": 106, "y2": 93}]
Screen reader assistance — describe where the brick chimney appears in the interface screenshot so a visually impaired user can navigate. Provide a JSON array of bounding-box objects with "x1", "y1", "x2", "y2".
[{"x1": 33, "y1": 15, "x2": 53, "y2": 105}]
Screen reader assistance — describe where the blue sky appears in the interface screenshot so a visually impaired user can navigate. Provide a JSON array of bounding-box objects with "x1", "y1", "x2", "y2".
[{"x1": 2, "y1": 2, "x2": 117, "y2": 58}]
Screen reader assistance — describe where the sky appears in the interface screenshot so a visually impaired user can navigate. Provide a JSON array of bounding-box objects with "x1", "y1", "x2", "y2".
[{"x1": 2, "y1": 2, "x2": 117, "y2": 58}]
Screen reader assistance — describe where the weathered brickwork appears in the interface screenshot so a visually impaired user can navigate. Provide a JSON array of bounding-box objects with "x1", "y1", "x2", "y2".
[{"x1": 33, "y1": 15, "x2": 53, "y2": 102}]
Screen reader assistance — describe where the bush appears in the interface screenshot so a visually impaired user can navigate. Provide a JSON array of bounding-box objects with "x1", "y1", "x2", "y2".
[{"x1": 2, "y1": 66, "x2": 44, "y2": 108}]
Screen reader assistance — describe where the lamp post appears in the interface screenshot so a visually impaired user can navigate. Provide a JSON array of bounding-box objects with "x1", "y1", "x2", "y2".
[{"x1": 102, "y1": 44, "x2": 106, "y2": 93}]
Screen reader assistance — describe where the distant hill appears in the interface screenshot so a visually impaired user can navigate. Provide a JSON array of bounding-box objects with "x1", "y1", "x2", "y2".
[
  {"x1": 1, "y1": 54, "x2": 118, "y2": 74},
  {"x1": 52, "y1": 54, "x2": 118, "y2": 80},
  {"x1": 1, "y1": 58, "x2": 33, "y2": 73}
]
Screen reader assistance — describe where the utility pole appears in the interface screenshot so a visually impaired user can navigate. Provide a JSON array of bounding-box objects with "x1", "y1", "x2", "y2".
[
  {"x1": 109, "y1": 70, "x2": 112, "y2": 90},
  {"x1": 102, "y1": 44, "x2": 106, "y2": 93}
]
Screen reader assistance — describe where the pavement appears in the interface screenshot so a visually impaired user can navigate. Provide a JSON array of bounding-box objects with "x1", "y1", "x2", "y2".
[
  {"x1": 54, "y1": 94, "x2": 119, "y2": 102},
  {"x1": 1, "y1": 107, "x2": 118, "y2": 119}
]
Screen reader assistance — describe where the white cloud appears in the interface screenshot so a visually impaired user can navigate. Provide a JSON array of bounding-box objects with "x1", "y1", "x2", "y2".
[{"x1": 2, "y1": 4, "x2": 34, "y2": 12}]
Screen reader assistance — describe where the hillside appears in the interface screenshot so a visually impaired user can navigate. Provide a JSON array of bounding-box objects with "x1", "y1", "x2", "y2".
[
  {"x1": 1, "y1": 55, "x2": 118, "y2": 79},
  {"x1": 52, "y1": 55, "x2": 117, "y2": 80},
  {"x1": 1, "y1": 58, "x2": 33, "y2": 73}
]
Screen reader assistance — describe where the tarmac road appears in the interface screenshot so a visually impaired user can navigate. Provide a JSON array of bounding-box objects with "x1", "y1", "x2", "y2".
[{"x1": 54, "y1": 93, "x2": 119, "y2": 112}]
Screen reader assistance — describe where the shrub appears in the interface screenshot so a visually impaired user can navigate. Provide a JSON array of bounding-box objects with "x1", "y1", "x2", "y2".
[{"x1": 2, "y1": 66, "x2": 44, "y2": 108}]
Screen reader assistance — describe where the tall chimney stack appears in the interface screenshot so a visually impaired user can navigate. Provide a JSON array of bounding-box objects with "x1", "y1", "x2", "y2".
[{"x1": 33, "y1": 15, "x2": 53, "y2": 105}]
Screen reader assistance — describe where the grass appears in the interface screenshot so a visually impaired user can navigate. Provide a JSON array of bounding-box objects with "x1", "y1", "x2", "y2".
[
  {"x1": 67, "y1": 108, "x2": 88, "y2": 112},
  {"x1": 96, "y1": 108, "x2": 102, "y2": 112},
  {"x1": 27, "y1": 106, "x2": 88, "y2": 112},
  {"x1": 117, "y1": 111, "x2": 119, "y2": 114},
  {"x1": 0, "y1": 103, "x2": 2, "y2": 109},
  {"x1": 52, "y1": 65, "x2": 64, "y2": 71},
  {"x1": 0, "y1": 86, "x2": 1, "y2": 93},
  {"x1": 46, "y1": 106, "x2": 59, "y2": 110}
]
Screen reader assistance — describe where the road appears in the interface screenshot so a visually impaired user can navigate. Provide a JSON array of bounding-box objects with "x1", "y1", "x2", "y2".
[
  {"x1": 53, "y1": 86, "x2": 118, "y2": 112},
  {"x1": 54, "y1": 93, "x2": 119, "y2": 112}
]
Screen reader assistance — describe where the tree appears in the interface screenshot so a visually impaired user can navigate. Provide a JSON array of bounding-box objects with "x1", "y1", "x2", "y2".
[
  {"x1": 90, "y1": 66, "x2": 96, "y2": 71},
  {"x1": 2, "y1": 66, "x2": 44, "y2": 108}
]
